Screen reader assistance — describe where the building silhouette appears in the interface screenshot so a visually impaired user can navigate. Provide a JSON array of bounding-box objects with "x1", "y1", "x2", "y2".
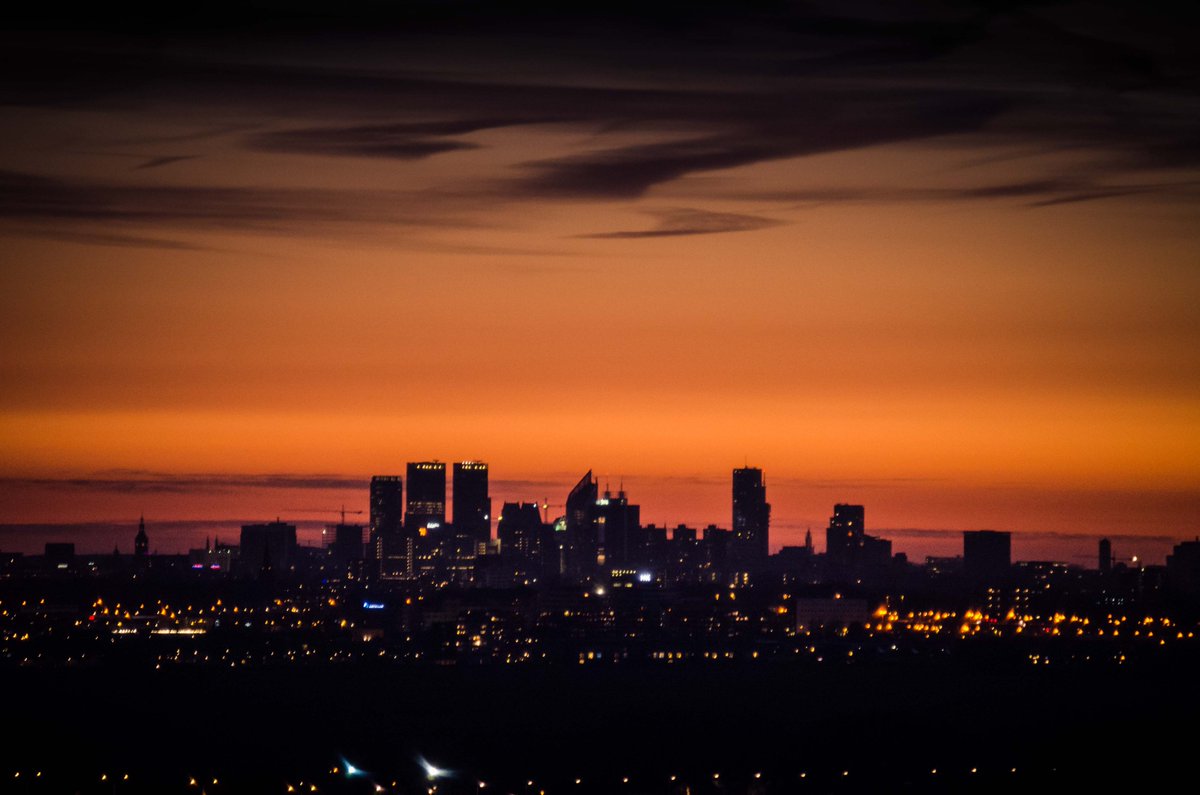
[
  {"x1": 134, "y1": 515, "x2": 149, "y2": 557},
  {"x1": 825, "y1": 504, "x2": 865, "y2": 569},
  {"x1": 405, "y1": 462, "x2": 446, "y2": 529},
  {"x1": 239, "y1": 521, "x2": 298, "y2": 577},
  {"x1": 453, "y1": 461, "x2": 491, "y2": 542},
  {"x1": 595, "y1": 487, "x2": 642, "y2": 571},
  {"x1": 565, "y1": 470, "x2": 600, "y2": 581},
  {"x1": 1099, "y1": 537, "x2": 1113, "y2": 573},
  {"x1": 1166, "y1": 538, "x2": 1200, "y2": 602},
  {"x1": 406, "y1": 462, "x2": 447, "y2": 581},
  {"x1": 370, "y1": 475, "x2": 407, "y2": 578},
  {"x1": 731, "y1": 467, "x2": 770, "y2": 570},
  {"x1": 329, "y1": 523, "x2": 365, "y2": 573},
  {"x1": 497, "y1": 502, "x2": 543, "y2": 559},
  {"x1": 963, "y1": 530, "x2": 1012, "y2": 585}
]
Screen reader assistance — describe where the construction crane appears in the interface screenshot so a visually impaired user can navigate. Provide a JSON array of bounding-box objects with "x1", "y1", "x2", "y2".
[
  {"x1": 541, "y1": 498, "x2": 565, "y2": 524},
  {"x1": 285, "y1": 506, "x2": 365, "y2": 525}
]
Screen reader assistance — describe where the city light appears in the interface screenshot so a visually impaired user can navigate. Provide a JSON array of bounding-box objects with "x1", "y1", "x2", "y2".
[{"x1": 420, "y1": 759, "x2": 449, "y2": 780}]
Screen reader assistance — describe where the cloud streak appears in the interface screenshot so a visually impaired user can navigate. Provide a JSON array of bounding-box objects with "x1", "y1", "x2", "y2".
[
  {"x1": 580, "y1": 207, "x2": 783, "y2": 238},
  {"x1": 0, "y1": 1, "x2": 1196, "y2": 238}
]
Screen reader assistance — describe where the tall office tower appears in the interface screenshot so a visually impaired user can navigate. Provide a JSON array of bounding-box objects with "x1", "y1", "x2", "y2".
[
  {"x1": 330, "y1": 523, "x2": 365, "y2": 572},
  {"x1": 134, "y1": 515, "x2": 149, "y2": 557},
  {"x1": 731, "y1": 467, "x2": 770, "y2": 568},
  {"x1": 497, "y1": 501, "x2": 544, "y2": 560},
  {"x1": 595, "y1": 488, "x2": 642, "y2": 571},
  {"x1": 406, "y1": 462, "x2": 447, "y2": 581},
  {"x1": 565, "y1": 470, "x2": 600, "y2": 581},
  {"x1": 452, "y1": 461, "x2": 491, "y2": 544},
  {"x1": 369, "y1": 475, "x2": 407, "y2": 578},
  {"x1": 405, "y1": 462, "x2": 446, "y2": 529},
  {"x1": 1099, "y1": 538, "x2": 1113, "y2": 573},
  {"x1": 825, "y1": 503, "x2": 865, "y2": 569},
  {"x1": 963, "y1": 530, "x2": 1012, "y2": 584}
]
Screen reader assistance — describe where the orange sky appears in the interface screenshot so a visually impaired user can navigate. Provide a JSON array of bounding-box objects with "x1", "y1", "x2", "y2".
[{"x1": 1, "y1": 6, "x2": 1198, "y2": 560}]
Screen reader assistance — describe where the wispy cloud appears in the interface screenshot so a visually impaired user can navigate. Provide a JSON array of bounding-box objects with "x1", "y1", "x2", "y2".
[
  {"x1": 0, "y1": 471, "x2": 368, "y2": 495},
  {"x1": 0, "y1": 2, "x2": 1196, "y2": 236},
  {"x1": 245, "y1": 118, "x2": 541, "y2": 160},
  {"x1": 580, "y1": 207, "x2": 782, "y2": 238},
  {"x1": 0, "y1": 170, "x2": 481, "y2": 233}
]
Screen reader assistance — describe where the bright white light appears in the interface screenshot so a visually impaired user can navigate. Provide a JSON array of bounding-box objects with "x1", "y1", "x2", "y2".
[
  {"x1": 637, "y1": 572, "x2": 652, "y2": 583},
  {"x1": 420, "y1": 759, "x2": 448, "y2": 780},
  {"x1": 344, "y1": 762, "x2": 362, "y2": 778}
]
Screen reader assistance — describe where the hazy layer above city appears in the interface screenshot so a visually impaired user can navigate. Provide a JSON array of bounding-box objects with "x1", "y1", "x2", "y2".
[{"x1": 1, "y1": 2, "x2": 1198, "y2": 553}]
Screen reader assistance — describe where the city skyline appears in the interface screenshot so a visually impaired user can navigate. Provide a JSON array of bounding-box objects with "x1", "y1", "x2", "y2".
[
  {"x1": 2, "y1": 3, "x2": 1198, "y2": 563},
  {"x1": 0, "y1": 461, "x2": 1188, "y2": 566},
  {"x1": 4, "y1": 6, "x2": 1199, "y2": 793}
]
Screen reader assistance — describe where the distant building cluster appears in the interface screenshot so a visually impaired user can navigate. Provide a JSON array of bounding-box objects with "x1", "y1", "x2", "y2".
[
  {"x1": 4, "y1": 464, "x2": 1200, "y2": 673},
  {"x1": 5, "y1": 462, "x2": 1200, "y2": 609}
]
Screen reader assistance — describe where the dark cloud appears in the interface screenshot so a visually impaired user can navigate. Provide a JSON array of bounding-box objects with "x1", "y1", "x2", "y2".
[
  {"x1": 0, "y1": 169, "x2": 479, "y2": 232},
  {"x1": 725, "y1": 178, "x2": 1200, "y2": 208},
  {"x1": 10, "y1": 226, "x2": 211, "y2": 251},
  {"x1": 245, "y1": 118, "x2": 542, "y2": 160},
  {"x1": 0, "y1": 1, "x2": 1196, "y2": 228},
  {"x1": 0, "y1": 471, "x2": 367, "y2": 494},
  {"x1": 134, "y1": 154, "x2": 200, "y2": 170},
  {"x1": 581, "y1": 207, "x2": 782, "y2": 238}
]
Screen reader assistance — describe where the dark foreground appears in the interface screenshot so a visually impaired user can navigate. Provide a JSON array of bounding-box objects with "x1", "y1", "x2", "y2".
[{"x1": 7, "y1": 656, "x2": 1197, "y2": 794}]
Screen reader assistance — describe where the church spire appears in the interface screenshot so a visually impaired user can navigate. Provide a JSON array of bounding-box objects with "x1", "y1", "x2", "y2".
[{"x1": 134, "y1": 515, "x2": 149, "y2": 557}]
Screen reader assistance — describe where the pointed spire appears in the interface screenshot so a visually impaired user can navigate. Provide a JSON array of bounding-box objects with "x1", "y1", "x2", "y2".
[{"x1": 135, "y1": 514, "x2": 149, "y2": 557}]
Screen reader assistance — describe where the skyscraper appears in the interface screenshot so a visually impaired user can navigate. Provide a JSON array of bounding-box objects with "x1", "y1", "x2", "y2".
[
  {"x1": 452, "y1": 461, "x2": 491, "y2": 545},
  {"x1": 369, "y1": 475, "x2": 407, "y2": 578},
  {"x1": 963, "y1": 530, "x2": 1012, "y2": 584},
  {"x1": 497, "y1": 501, "x2": 544, "y2": 560},
  {"x1": 565, "y1": 470, "x2": 599, "y2": 581},
  {"x1": 405, "y1": 462, "x2": 446, "y2": 529},
  {"x1": 406, "y1": 462, "x2": 447, "y2": 581},
  {"x1": 370, "y1": 476, "x2": 404, "y2": 537},
  {"x1": 731, "y1": 467, "x2": 770, "y2": 568},
  {"x1": 595, "y1": 487, "x2": 642, "y2": 570},
  {"x1": 825, "y1": 503, "x2": 865, "y2": 569}
]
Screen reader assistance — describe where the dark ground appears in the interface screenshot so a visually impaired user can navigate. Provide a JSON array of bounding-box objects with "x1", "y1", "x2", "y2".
[{"x1": 6, "y1": 654, "x2": 1197, "y2": 794}]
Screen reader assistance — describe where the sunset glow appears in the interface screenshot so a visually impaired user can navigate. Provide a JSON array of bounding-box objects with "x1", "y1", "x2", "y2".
[{"x1": 2, "y1": 3, "x2": 1198, "y2": 561}]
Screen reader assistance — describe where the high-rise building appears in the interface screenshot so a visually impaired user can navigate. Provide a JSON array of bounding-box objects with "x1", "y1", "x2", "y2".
[
  {"x1": 1099, "y1": 537, "x2": 1113, "y2": 573},
  {"x1": 595, "y1": 488, "x2": 642, "y2": 570},
  {"x1": 329, "y1": 523, "x2": 365, "y2": 572},
  {"x1": 406, "y1": 462, "x2": 447, "y2": 582},
  {"x1": 1166, "y1": 538, "x2": 1200, "y2": 602},
  {"x1": 452, "y1": 461, "x2": 491, "y2": 544},
  {"x1": 732, "y1": 467, "x2": 770, "y2": 568},
  {"x1": 963, "y1": 530, "x2": 1011, "y2": 584},
  {"x1": 497, "y1": 501, "x2": 543, "y2": 559},
  {"x1": 825, "y1": 503, "x2": 865, "y2": 569},
  {"x1": 405, "y1": 462, "x2": 446, "y2": 529},
  {"x1": 565, "y1": 470, "x2": 599, "y2": 581},
  {"x1": 369, "y1": 475, "x2": 407, "y2": 578},
  {"x1": 370, "y1": 476, "x2": 404, "y2": 535}
]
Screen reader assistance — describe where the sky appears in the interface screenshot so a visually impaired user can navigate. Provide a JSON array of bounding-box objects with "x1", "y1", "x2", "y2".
[{"x1": 1, "y1": 2, "x2": 1198, "y2": 562}]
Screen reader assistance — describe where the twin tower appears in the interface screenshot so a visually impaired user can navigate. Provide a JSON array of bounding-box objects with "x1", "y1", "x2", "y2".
[{"x1": 366, "y1": 463, "x2": 770, "y2": 583}]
